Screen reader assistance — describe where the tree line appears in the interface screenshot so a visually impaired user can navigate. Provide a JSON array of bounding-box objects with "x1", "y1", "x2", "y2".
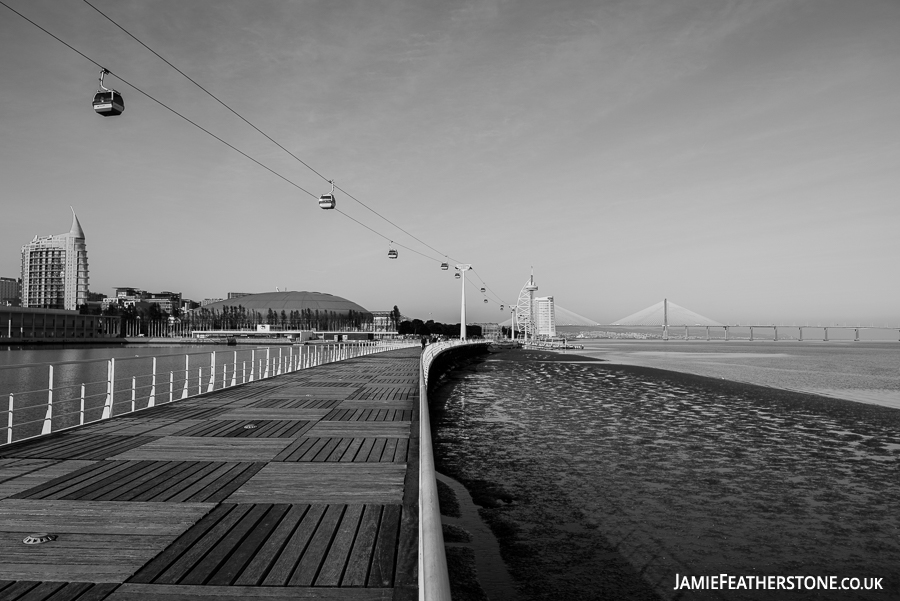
[{"x1": 396, "y1": 319, "x2": 482, "y2": 338}]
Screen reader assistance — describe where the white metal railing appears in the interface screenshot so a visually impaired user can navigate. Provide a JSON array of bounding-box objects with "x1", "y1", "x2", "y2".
[
  {"x1": 1, "y1": 340, "x2": 413, "y2": 446},
  {"x1": 418, "y1": 339, "x2": 489, "y2": 601}
]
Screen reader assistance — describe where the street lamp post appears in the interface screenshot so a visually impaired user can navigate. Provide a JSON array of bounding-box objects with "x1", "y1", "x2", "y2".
[{"x1": 456, "y1": 264, "x2": 472, "y2": 340}]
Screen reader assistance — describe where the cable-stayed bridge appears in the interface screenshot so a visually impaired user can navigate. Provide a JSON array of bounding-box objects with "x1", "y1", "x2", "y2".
[{"x1": 608, "y1": 299, "x2": 900, "y2": 342}]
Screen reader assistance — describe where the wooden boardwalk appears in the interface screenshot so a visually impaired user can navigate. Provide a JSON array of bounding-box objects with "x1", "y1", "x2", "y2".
[{"x1": 0, "y1": 348, "x2": 421, "y2": 601}]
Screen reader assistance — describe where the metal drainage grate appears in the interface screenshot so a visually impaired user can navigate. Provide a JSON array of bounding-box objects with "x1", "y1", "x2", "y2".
[{"x1": 23, "y1": 533, "x2": 57, "y2": 545}]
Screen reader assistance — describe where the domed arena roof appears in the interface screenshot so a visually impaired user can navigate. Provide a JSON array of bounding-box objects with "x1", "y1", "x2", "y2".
[{"x1": 202, "y1": 292, "x2": 370, "y2": 315}]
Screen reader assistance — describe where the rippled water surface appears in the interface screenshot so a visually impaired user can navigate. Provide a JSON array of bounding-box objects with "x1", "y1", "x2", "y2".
[{"x1": 432, "y1": 349, "x2": 900, "y2": 600}]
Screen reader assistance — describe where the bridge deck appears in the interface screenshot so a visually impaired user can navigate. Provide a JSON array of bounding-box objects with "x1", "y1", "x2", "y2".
[{"x1": 0, "y1": 348, "x2": 421, "y2": 601}]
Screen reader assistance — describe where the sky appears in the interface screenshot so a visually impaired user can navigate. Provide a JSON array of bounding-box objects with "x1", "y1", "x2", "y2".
[{"x1": 1, "y1": 0, "x2": 898, "y2": 326}]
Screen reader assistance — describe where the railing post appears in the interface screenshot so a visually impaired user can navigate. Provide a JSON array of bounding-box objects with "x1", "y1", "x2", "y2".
[
  {"x1": 231, "y1": 351, "x2": 238, "y2": 387},
  {"x1": 250, "y1": 350, "x2": 256, "y2": 382},
  {"x1": 242, "y1": 361, "x2": 246, "y2": 383},
  {"x1": 41, "y1": 365, "x2": 54, "y2": 435},
  {"x1": 208, "y1": 352, "x2": 216, "y2": 393},
  {"x1": 182, "y1": 355, "x2": 190, "y2": 399},
  {"x1": 148, "y1": 357, "x2": 157, "y2": 408},
  {"x1": 102, "y1": 358, "x2": 114, "y2": 419},
  {"x1": 79, "y1": 384, "x2": 85, "y2": 425},
  {"x1": 169, "y1": 371, "x2": 174, "y2": 403},
  {"x1": 264, "y1": 348, "x2": 270, "y2": 379},
  {"x1": 198, "y1": 366, "x2": 202, "y2": 395},
  {"x1": 7, "y1": 393, "x2": 13, "y2": 445},
  {"x1": 131, "y1": 376, "x2": 136, "y2": 412}
]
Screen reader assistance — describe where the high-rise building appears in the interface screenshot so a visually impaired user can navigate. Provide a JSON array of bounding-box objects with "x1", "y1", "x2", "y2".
[
  {"x1": 0, "y1": 277, "x2": 20, "y2": 306},
  {"x1": 535, "y1": 296, "x2": 556, "y2": 338},
  {"x1": 20, "y1": 208, "x2": 89, "y2": 310}
]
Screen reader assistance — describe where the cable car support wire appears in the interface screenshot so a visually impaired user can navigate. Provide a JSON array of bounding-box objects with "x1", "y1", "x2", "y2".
[{"x1": 2, "y1": 0, "x2": 511, "y2": 306}]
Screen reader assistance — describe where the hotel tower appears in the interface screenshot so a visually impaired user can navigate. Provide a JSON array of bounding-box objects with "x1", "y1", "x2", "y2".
[{"x1": 20, "y1": 208, "x2": 89, "y2": 310}]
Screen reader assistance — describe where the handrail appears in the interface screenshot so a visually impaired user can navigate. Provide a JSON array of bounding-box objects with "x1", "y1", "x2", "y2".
[
  {"x1": 418, "y1": 339, "x2": 487, "y2": 601},
  {"x1": 2, "y1": 340, "x2": 415, "y2": 446}
]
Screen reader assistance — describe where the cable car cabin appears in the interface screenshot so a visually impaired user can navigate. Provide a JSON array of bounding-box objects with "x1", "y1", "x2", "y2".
[
  {"x1": 318, "y1": 194, "x2": 336, "y2": 209},
  {"x1": 93, "y1": 90, "x2": 124, "y2": 116},
  {"x1": 454, "y1": 272, "x2": 461, "y2": 279},
  {"x1": 483, "y1": 299, "x2": 488, "y2": 303},
  {"x1": 441, "y1": 262, "x2": 449, "y2": 270},
  {"x1": 480, "y1": 287, "x2": 486, "y2": 293},
  {"x1": 388, "y1": 249, "x2": 399, "y2": 259}
]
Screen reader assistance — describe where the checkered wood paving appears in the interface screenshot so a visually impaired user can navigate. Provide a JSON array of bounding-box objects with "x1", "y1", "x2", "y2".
[{"x1": 0, "y1": 348, "x2": 421, "y2": 601}]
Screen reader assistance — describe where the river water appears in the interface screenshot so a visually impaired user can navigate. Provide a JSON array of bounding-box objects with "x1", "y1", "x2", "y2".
[
  {"x1": 430, "y1": 340, "x2": 900, "y2": 601},
  {"x1": 0, "y1": 344, "x2": 270, "y2": 440}
]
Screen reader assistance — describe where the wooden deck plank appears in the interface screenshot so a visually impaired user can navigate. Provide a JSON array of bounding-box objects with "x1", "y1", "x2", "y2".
[
  {"x1": 342, "y1": 505, "x2": 381, "y2": 587},
  {"x1": 367, "y1": 505, "x2": 401, "y2": 587},
  {"x1": 8, "y1": 580, "x2": 66, "y2": 601},
  {"x1": 303, "y1": 423, "x2": 409, "y2": 439},
  {"x1": 127, "y1": 504, "x2": 233, "y2": 584},
  {"x1": 0, "y1": 461, "x2": 95, "y2": 501},
  {"x1": 181, "y1": 504, "x2": 271, "y2": 586},
  {"x1": 124, "y1": 463, "x2": 212, "y2": 503},
  {"x1": 151, "y1": 505, "x2": 253, "y2": 585},
  {"x1": 338, "y1": 438, "x2": 365, "y2": 463},
  {"x1": 214, "y1": 409, "x2": 330, "y2": 421},
  {"x1": 207, "y1": 504, "x2": 290, "y2": 586},
  {"x1": 226, "y1": 464, "x2": 405, "y2": 505},
  {"x1": 13, "y1": 461, "x2": 135, "y2": 501},
  {"x1": 263, "y1": 505, "x2": 326, "y2": 586},
  {"x1": 162, "y1": 463, "x2": 240, "y2": 503},
  {"x1": 233, "y1": 504, "x2": 309, "y2": 586},
  {"x1": 311, "y1": 439, "x2": 342, "y2": 463},
  {"x1": 288, "y1": 505, "x2": 344, "y2": 586},
  {"x1": 74, "y1": 461, "x2": 173, "y2": 501},
  {"x1": 315, "y1": 505, "x2": 364, "y2": 586},
  {"x1": 110, "y1": 438, "x2": 291, "y2": 462},
  {"x1": 366, "y1": 440, "x2": 386, "y2": 463},
  {"x1": 379, "y1": 440, "x2": 398, "y2": 463},
  {"x1": 109, "y1": 583, "x2": 392, "y2": 599}
]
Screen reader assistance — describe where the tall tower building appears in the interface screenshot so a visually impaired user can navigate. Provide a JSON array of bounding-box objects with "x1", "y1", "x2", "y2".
[
  {"x1": 535, "y1": 296, "x2": 556, "y2": 338},
  {"x1": 20, "y1": 208, "x2": 89, "y2": 310}
]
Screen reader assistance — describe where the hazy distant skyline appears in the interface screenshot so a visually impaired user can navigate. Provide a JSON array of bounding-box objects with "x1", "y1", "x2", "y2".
[{"x1": 2, "y1": 0, "x2": 898, "y2": 325}]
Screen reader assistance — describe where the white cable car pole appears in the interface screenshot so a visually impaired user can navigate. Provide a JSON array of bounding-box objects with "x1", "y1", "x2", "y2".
[{"x1": 456, "y1": 264, "x2": 472, "y2": 340}]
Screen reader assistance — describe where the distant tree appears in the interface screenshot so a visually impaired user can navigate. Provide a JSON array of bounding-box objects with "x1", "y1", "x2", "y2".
[
  {"x1": 397, "y1": 320, "x2": 414, "y2": 335},
  {"x1": 391, "y1": 306, "x2": 401, "y2": 331}
]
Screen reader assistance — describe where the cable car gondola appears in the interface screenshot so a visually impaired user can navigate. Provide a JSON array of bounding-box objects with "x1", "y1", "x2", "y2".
[
  {"x1": 387, "y1": 243, "x2": 398, "y2": 259},
  {"x1": 454, "y1": 272, "x2": 461, "y2": 279},
  {"x1": 319, "y1": 180, "x2": 336, "y2": 209},
  {"x1": 480, "y1": 287, "x2": 485, "y2": 293},
  {"x1": 500, "y1": 304, "x2": 504, "y2": 310},
  {"x1": 441, "y1": 262, "x2": 449, "y2": 270},
  {"x1": 483, "y1": 299, "x2": 488, "y2": 304},
  {"x1": 93, "y1": 69, "x2": 124, "y2": 116}
]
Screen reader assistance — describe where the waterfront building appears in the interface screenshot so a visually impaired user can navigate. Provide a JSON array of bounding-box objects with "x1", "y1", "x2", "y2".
[
  {"x1": 201, "y1": 298, "x2": 223, "y2": 306},
  {"x1": 535, "y1": 296, "x2": 556, "y2": 337},
  {"x1": 194, "y1": 291, "x2": 374, "y2": 332},
  {"x1": 0, "y1": 277, "x2": 20, "y2": 306},
  {"x1": 227, "y1": 292, "x2": 254, "y2": 299},
  {"x1": 20, "y1": 209, "x2": 89, "y2": 311},
  {"x1": 0, "y1": 306, "x2": 120, "y2": 340},
  {"x1": 471, "y1": 322, "x2": 502, "y2": 339},
  {"x1": 371, "y1": 310, "x2": 411, "y2": 332},
  {"x1": 101, "y1": 288, "x2": 183, "y2": 315}
]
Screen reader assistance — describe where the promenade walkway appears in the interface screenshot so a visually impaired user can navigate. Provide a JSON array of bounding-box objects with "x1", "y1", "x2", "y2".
[{"x1": 0, "y1": 348, "x2": 421, "y2": 601}]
